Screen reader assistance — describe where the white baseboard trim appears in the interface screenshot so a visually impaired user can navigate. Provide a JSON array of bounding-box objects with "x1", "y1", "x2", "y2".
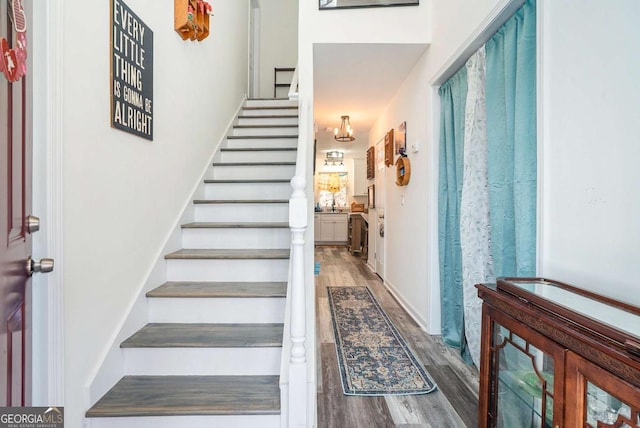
[{"x1": 382, "y1": 279, "x2": 429, "y2": 333}]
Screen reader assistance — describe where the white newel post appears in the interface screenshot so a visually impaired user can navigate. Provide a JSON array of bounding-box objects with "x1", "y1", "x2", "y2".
[{"x1": 288, "y1": 174, "x2": 308, "y2": 427}]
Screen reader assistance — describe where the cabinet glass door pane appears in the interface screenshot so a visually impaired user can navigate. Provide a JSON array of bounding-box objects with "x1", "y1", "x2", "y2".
[
  {"x1": 492, "y1": 322, "x2": 554, "y2": 427},
  {"x1": 585, "y1": 382, "x2": 640, "y2": 428}
]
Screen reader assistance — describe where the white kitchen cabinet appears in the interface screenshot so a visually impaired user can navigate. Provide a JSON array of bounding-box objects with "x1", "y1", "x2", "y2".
[
  {"x1": 314, "y1": 213, "x2": 348, "y2": 244},
  {"x1": 314, "y1": 214, "x2": 321, "y2": 242}
]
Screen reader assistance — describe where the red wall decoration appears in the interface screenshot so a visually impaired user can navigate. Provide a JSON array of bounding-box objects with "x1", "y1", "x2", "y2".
[{"x1": 0, "y1": 0, "x2": 28, "y2": 82}]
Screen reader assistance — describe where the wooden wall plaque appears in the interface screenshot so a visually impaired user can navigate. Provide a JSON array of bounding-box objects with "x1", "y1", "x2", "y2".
[
  {"x1": 384, "y1": 129, "x2": 394, "y2": 167},
  {"x1": 366, "y1": 146, "x2": 375, "y2": 179}
]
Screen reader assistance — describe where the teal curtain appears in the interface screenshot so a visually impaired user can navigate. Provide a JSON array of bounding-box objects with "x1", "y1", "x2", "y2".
[
  {"x1": 438, "y1": 67, "x2": 468, "y2": 352},
  {"x1": 485, "y1": 0, "x2": 537, "y2": 277},
  {"x1": 485, "y1": 2, "x2": 537, "y2": 422},
  {"x1": 438, "y1": 0, "x2": 536, "y2": 365}
]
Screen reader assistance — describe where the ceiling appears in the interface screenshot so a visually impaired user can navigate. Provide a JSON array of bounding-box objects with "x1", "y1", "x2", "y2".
[{"x1": 313, "y1": 43, "x2": 428, "y2": 158}]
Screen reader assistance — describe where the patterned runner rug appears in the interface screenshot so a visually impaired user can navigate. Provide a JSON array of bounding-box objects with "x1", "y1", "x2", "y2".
[{"x1": 327, "y1": 286, "x2": 437, "y2": 396}]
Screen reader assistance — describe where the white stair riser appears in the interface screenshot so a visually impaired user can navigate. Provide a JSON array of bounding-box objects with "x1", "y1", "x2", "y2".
[
  {"x1": 182, "y1": 228, "x2": 290, "y2": 249},
  {"x1": 215, "y1": 150, "x2": 297, "y2": 163},
  {"x1": 224, "y1": 137, "x2": 298, "y2": 149},
  {"x1": 166, "y1": 259, "x2": 289, "y2": 282},
  {"x1": 149, "y1": 297, "x2": 286, "y2": 323},
  {"x1": 124, "y1": 348, "x2": 282, "y2": 376},
  {"x1": 246, "y1": 99, "x2": 296, "y2": 108},
  {"x1": 212, "y1": 165, "x2": 295, "y2": 180},
  {"x1": 231, "y1": 126, "x2": 298, "y2": 137},
  {"x1": 235, "y1": 114, "x2": 299, "y2": 126},
  {"x1": 88, "y1": 415, "x2": 280, "y2": 428},
  {"x1": 205, "y1": 182, "x2": 291, "y2": 199},
  {"x1": 195, "y1": 203, "x2": 288, "y2": 222},
  {"x1": 237, "y1": 116, "x2": 298, "y2": 126},
  {"x1": 240, "y1": 105, "x2": 298, "y2": 116}
]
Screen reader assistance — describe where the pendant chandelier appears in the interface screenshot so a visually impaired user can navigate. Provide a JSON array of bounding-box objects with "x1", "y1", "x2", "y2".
[{"x1": 334, "y1": 115, "x2": 355, "y2": 142}]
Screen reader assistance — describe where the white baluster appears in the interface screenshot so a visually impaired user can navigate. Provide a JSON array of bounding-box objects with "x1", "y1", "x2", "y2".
[
  {"x1": 286, "y1": 95, "x2": 309, "y2": 427},
  {"x1": 288, "y1": 174, "x2": 307, "y2": 427}
]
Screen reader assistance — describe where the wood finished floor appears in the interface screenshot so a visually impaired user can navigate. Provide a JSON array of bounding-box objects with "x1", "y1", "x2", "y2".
[{"x1": 315, "y1": 246, "x2": 479, "y2": 428}]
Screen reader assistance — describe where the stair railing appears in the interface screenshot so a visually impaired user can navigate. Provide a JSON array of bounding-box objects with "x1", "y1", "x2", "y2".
[{"x1": 281, "y1": 79, "x2": 311, "y2": 427}]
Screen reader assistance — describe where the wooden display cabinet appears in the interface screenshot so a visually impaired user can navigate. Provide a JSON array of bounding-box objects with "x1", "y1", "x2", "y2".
[{"x1": 476, "y1": 278, "x2": 640, "y2": 428}]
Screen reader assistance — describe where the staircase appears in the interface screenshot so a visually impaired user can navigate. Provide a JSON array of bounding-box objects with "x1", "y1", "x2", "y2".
[{"x1": 86, "y1": 99, "x2": 299, "y2": 428}]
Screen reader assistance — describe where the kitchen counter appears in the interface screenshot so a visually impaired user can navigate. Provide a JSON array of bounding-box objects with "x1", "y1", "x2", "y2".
[{"x1": 315, "y1": 211, "x2": 368, "y2": 216}]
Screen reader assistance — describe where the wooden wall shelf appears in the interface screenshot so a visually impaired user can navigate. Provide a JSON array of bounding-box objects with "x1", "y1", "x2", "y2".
[
  {"x1": 175, "y1": 0, "x2": 211, "y2": 41},
  {"x1": 395, "y1": 156, "x2": 410, "y2": 186}
]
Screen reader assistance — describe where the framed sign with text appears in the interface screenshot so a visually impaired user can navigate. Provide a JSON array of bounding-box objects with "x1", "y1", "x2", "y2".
[{"x1": 110, "y1": 0, "x2": 154, "y2": 140}]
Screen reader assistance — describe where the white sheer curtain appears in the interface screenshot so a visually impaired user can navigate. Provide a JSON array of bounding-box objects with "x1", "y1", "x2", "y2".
[{"x1": 460, "y1": 46, "x2": 494, "y2": 367}]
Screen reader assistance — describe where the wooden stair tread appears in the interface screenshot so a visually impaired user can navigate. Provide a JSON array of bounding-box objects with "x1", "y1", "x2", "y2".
[
  {"x1": 86, "y1": 375, "x2": 280, "y2": 417},
  {"x1": 146, "y1": 281, "x2": 287, "y2": 298},
  {"x1": 243, "y1": 106, "x2": 297, "y2": 110},
  {"x1": 121, "y1": 323, "x2": 284, "y2": 348},
  {"x1": 182, "y1": 222, "x2": 289, "y2": 228},
  {"x1": 247, "y1": 97, "x2": 293, "y2": 100},
  {"x1": 226, "y1": 135, "x2": 298, "y2": 139},
  {"x1": 238, "y1": 115, "x2": 298, "y2": 119},
  {"x1": 165, "y1": 249, "x2": 290, "y2": 259},
  {"x1": 220, "y1": 147, "x2": 296, "y2": 152},
  {"x1": 193, "y1": 199, "x2": 288, "y2": 204},
  {"x1": 233, "y1": 124, "x2": 298, "y2": 129},
  {"x1": 204, "y1": 179, "x2": 290, "y2": 183},
  {"x1": 212, "y1": 161, "x2": 295, "y2": 166}
]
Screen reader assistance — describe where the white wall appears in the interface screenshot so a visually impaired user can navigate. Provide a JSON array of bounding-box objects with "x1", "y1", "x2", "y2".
[
  {"x1": 61, "y1": 1, "x2": 249, "y2": 426},
  {"x1": 539, "y1": 0, "x2": 640, "y2": 304},
  {"x1": 257, "y1": 0, "x2": 298, "y2": 98},
  {"x1": 368, "y1": 52, "x2": 433, "y2": 330},
  {"x1": 369, "y1": 0, "x2": 640, "y2": 336},
  {"x1": 355, "y1": 0, "x2": 506, "y2": 333}
]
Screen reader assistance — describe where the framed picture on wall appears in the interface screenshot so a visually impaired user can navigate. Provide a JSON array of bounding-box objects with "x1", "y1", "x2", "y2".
[
  {"x1": 384, "y1": 129, "x2": 394, "y2": 167},
  {"x1": 366, "y1": 146, "x2": 375, "y2": 179},
  {"x1": 368, "y1": 185, "x2": 375, "y2": 208},
  {"x1": 395, "y1": 121, "x2": 406, "y2": 155}
]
